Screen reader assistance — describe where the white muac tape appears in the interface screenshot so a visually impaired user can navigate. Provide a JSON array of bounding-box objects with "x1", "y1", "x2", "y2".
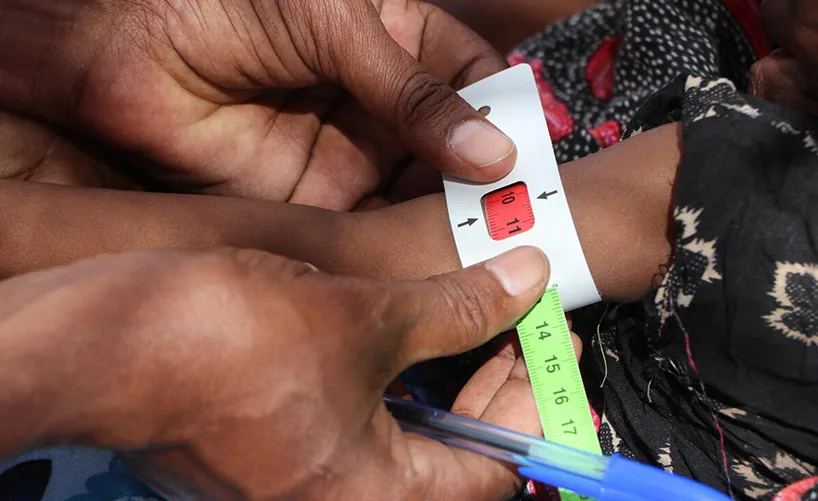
[{"x1": 443, "y1": 64, "x2": 601, "y2": 311}]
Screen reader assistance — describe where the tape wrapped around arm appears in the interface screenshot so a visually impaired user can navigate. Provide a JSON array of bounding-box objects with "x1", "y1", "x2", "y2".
[{"x1": 443, "y1": 65, "x2": 600, "y2": 311}]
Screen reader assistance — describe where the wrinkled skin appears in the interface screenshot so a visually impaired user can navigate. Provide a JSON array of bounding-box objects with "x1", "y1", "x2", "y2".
[
  {"x1": 0, "y1": 246, "x2": 568, "y2": 501},
  {"x1": 0, "y1": 0, "x2": 513, "y2": 207}
]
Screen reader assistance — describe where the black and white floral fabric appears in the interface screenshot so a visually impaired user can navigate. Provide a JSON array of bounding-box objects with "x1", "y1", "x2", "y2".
[
  {"x1": 507, "y1": 1, "x2": 817, "y2": 500},
  {"x1": 588, "y1": 74, "x2": 818, "y2": 501},
  {"x1": 511, "y1": 0, "x2": 767, "y2": 164}
]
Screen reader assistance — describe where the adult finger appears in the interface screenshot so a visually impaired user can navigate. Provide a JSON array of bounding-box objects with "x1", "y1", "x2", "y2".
[
  {"x1": 323, "y1": 1, "x2": 516, "y2": 183},
  {"x1": 429, "y1": 357, "x2": 540, "y2": 501},
  {"x1": 761, "y1": 1, "x2": 818, "y2": 72},
  {"x1": 289, "y1": 97, "x2": 403, "y2": 211},
  {"x1": 428, "y1": 330, "x2": 582, "y2": 501},
  {"x1": 451, "y1": 330, "x2": 581, "y2": 430},
  {"x1": 449, "y1": 336, "x2": 518, "y2": 420},
  {"x1": 390, "y1": 246, "x2": 549, "y2": 368},
  {"x1": 749, "y1": 49, "x2": 818, "y2": 114},
  {"x1": 478, "y1": 333, "x2": 582, "y2": 429}
]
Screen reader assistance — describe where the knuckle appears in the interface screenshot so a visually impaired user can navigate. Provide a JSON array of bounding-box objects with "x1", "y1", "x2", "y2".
[
  {"x1": 161, "y1": 248, "x2": 303, "y2": 299},
  {"x1": 217, "y1": 247, "x2": 280, "y2": 273},
  {"x1": 393, "y1": 70, "x2": 458, "y2": 131},
  {"x1": 306, "y1": 150, "x2": 381, "y2": 209},
  {"x1": 110, "y1": 250, "x2": 240, "y2": 320},
  {"x1": 148, "y1": 248, "x2": 313, "y2": 325},
  {"x1": 448, "y1": 406, "x2": 481, "y2": 421},
  {"x1": 166, "y1": 249, "x2": 245, "y2": 291},
  {"x1": 214, "y1": 247, "x2": 315, "y2": 281}
]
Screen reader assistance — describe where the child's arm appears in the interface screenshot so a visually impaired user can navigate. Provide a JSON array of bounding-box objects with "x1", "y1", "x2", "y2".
[
  {"x1": 0, "y1": 122, "x2": 680, "y2": 302},
  {"x1": 0, "y1": 180, "x2": 354, "y2": 278},
  {"x1": 353, "y1": 122, "x2": 680, "y2": 300}
]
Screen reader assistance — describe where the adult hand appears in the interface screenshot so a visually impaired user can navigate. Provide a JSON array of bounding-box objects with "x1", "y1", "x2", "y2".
[
  {"x1": 0, "y1": 0, "x2": 513, "y2": 209},
  {"x1": 0, "y1": 245, "x2": 549, "y2": 500},
  {"x1": 751, "y1": 1, "x2": 818, "y2": 114},
  {"x1": 0, "y1": 108, "x2": 139, "y2": 189}
]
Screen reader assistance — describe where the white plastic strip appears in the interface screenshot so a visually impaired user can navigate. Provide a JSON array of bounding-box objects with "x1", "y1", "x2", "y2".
[{"x1": 444, "y1": 64, "x2": 600, "y2": 311}]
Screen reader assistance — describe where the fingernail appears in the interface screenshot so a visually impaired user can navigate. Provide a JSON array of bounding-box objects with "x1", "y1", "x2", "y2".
[
  {"x1": 485, "y1": 247, "x2": 549, "y2": 297},
  {"x1": 450, "y1": 120, "x2": 515, "y2": 168}
]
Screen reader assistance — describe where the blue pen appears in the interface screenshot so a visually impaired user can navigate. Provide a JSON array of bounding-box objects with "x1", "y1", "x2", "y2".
[{"x1": 384, "y1": 395, "x2": 731, "y2": 501}]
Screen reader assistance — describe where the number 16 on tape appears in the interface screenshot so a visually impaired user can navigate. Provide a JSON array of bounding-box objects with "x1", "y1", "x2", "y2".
[{"x1": 517, "y1": 288, "x2": 601, "y2": 501}]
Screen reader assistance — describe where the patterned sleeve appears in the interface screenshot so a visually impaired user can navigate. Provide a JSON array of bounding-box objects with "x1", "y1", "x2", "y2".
[{"x1": 592, "y1": 75, "x2": 818, "y2": 501}]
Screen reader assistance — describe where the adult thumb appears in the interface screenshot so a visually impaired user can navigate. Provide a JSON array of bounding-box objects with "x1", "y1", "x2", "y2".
[
  {"x1": 391, "y1": 246, "x2": 549, "y2": 368},
  {"x1": 327, "y1": 4, "x2": 517, "y2": 182}
]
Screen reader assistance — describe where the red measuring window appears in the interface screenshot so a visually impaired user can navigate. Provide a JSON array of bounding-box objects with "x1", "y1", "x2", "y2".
[{"x1": 482, "y1": 182, "x2": 536, "y2": 241}]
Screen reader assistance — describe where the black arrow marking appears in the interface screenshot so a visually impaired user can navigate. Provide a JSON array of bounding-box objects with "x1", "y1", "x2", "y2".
[
  {"x1": 458, "y1": 218, "x2": 478, "y2": 228},
  {"x1": 538, "y1": 190, "x2": 559, "y2": 200}
]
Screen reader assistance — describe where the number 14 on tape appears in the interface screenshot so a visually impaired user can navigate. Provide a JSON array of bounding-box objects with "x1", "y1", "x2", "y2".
[{"x1": 517, "y1": 288, "x2": 601, "y2": 501}]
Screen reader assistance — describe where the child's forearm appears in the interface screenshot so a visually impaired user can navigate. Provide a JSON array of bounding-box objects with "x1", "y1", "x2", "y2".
[
  {"x1": 566, "y1": 123, "x2": 679, "y2": 299},
  {"x1": 0, "y1": 122, "x2": 680, "y2": 302},
  {"x1": 0, "y1": 180, "x2": 356, "y2": 278},
  {"x1": 348, "y1": 122, "x2": 681, "y2": 301}
]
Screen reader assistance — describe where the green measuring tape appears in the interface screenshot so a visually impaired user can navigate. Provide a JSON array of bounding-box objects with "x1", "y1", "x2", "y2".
[{"x1": 517, "y1": 287, "x2": 601, "y2": 501}]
